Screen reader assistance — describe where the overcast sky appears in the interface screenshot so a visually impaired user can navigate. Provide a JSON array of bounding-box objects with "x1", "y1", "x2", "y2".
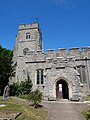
[{"x1": 0, "y1": 0, "x2": 90, "y2": 51}]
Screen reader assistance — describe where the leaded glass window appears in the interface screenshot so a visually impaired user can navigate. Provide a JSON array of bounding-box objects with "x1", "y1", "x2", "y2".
[{"x1": 76, "y1": 66, "x2": 87, "y2": 83}]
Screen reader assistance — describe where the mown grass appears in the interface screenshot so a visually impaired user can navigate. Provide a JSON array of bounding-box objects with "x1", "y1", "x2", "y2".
[{"x1": 0, "y1": 96, "x2": 48, "y2": 120}]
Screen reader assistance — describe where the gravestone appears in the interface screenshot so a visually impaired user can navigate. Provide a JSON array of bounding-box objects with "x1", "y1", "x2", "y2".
[{"x1": 3, "y1": 85, "x2": 10, "y2": 101}]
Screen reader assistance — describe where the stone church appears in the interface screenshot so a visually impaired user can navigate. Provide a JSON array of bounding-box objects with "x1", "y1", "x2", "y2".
[{"x1": 12, "y1": 22, "x2": 90, "y2": 100}]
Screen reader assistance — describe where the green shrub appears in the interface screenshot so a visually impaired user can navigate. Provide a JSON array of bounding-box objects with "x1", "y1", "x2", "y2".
[
  {"x1": 28, "y1": 89, "x2": 42, "y2": 108},
  {"x1": 10, "y1": 75, "x2": 32, "y2": 96},
  {"x1": 86, "y1": 110, "x2": 90, "y2": 120},
  {"x1": 10, "y1": 82, "x2": 20, "y2": 96},
  {"x1": 82, "y1": 109, "x2": 90, "y2": 120}
]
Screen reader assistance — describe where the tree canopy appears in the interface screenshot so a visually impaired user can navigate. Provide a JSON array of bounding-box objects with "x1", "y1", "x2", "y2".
[{"x1": 0, "y1": 45, "x2": 14, "y2": 95}]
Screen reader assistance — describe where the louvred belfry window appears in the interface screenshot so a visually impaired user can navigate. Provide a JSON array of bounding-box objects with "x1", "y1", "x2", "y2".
[{"x1": 26, "y1": 33, "x2": 30, "y2": 39}]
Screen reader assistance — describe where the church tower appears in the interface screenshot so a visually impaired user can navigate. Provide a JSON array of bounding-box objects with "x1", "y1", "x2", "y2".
[
  {"x1": 12, "y1": 22, "x2": 43, "y2": 83},
  {"x1": 15, "y1": 22, "x2": 42, "y2": 57}
]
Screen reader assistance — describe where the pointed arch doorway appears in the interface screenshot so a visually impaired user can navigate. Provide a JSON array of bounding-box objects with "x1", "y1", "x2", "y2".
[{"x1": 56, "y1": 79, "x2": 69, "y2": 99}]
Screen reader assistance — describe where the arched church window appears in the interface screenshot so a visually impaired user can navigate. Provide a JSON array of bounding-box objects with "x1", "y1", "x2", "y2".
[
  {"x1": 76, "y1": 65, "x2": 87, "y2": 83},
  {"x1": 23, "y1": 48, "x2": 29, "y2": 55}
]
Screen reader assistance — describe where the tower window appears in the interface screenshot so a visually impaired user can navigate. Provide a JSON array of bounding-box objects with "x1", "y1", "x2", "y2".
[
  {"x1": 26, "y1": 34, "x2": 28, "y2": 39},
  {"x1": 37, "y1": 69, "x2": 44, "y2": 84},
  {"x1": 26, "y1": 33, "x2": 30, "y2": 39},
  {"x1": 29, "y1": 35, "x2": 30, "y2": 39}
]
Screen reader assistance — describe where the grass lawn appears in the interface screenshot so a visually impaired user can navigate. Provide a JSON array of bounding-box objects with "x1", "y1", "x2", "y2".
[{"x1": 0, "y1": 96, "x2": 48, "y2": 120}]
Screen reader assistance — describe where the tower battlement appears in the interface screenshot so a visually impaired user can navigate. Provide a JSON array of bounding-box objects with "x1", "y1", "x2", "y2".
[
  {"x1": 82, "y1": 46, "x2": 90, "y2": 52},
  {"x1": 45, "y1": 47, "x2": 90, "y2": 60},
  {"x1": 18, "y1": 22, "x2": 39, "y2": 31},
  {"x1": 69, "y1": 47, "x2": 80, "y2": 53},
  {"x1": 45, "y1": 47, "x2": 90, "y2": 54}
]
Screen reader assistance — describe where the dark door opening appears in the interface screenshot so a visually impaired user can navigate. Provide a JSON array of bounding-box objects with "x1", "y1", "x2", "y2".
[{"x1": 56, "y1": 80, "x2": 69, "y2": 99}]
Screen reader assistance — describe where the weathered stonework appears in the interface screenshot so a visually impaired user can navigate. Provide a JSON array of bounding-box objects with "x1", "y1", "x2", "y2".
[{"x1": 12, "y1": 22, "x2": 90, "y2": 101}]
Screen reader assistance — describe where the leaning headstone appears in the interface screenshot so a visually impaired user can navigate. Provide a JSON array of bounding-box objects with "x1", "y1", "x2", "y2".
[{"x1": 3, "y1": 85, "x2": 10, "y2": 101}]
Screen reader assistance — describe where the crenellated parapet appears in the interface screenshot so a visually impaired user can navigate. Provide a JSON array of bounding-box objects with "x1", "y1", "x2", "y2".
[
  {"x1": 18, "y1": 22, "x2": 39, "y2": 31},
  {"x1": 23, "y1": 46, "x2": 90, "y2": 64},
  {"x1": 45, "y1": 47, "x2": 90, "y2": 60}
]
